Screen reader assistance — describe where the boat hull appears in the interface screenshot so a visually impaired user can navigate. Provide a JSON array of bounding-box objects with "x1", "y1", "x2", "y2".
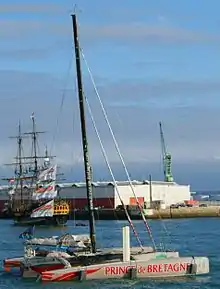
[
  {"x1": 40, "y1": 256, "x2": 209, "y2": 282},
  {"x1": 13, "y1": 215, "x2": 68, "y2": 226},
  {"x1": 19, "y1": 246, "x2": 156, "y2": 278}
]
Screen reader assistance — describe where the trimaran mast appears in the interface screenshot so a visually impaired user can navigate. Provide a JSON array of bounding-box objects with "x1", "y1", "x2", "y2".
[
  {"x1": 71, "y1": 14, "x2": 96, "y2": 253},
  {"x1": 71, "y1": 14, "x2": 158, "y2": 253}
]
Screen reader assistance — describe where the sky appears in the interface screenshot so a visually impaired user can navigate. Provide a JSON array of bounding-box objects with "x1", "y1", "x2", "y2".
[{"x1": 1, "y1": 0, "x2": 220, "y2": 191}]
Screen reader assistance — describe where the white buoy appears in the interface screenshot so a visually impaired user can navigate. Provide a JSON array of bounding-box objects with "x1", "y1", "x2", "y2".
[{"x1": 123, "y1": 226, "x2": 130, "y2": 262}]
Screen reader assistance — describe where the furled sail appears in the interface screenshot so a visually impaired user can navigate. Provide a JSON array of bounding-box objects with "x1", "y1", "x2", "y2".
[
  {"x1": 30, "y1": 199, "x2": 54, "y2": 218},
  {"x1": 25, "y1": 233, "x2": 91, "y2": 248},
  {"x1": 37, "y1": 165, "x2": 57, "y2": 183},
  {"x1": 32, "y1": 181, "x2": 57, "y2": 200},
  {"x1": 32, "y1": 164, "x2": 58, "y2": 200}
]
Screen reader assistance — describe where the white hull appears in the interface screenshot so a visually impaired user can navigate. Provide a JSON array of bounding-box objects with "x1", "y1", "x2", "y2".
[
  {"x1": 40, "y1": 256, "x2": 209, "y2": 282},
  {"x1": 17, "y1": 247, "x2": 209, "y2": 282},
  {"x1": 20, "y1": 246, "x2": 155, "y2": 278}
]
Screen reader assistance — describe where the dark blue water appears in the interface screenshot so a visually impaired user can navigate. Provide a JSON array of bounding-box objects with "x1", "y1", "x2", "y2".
[
  {"x1": 194, "y1": 191, "x2": 220, "y2": 201},
  {"x1": 0, "y1": 218, "x2": 218, "y2": 288}
]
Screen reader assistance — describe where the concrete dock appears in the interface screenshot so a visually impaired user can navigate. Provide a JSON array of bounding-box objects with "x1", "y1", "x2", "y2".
[
  {"x1": 1, "y1": 202, "x2": 219, "y2": 220},
  {"x1": 144, "y1": 206, "x2": 220, "y2": 219},
  {"x1": 70, "y1": 205, "x2": 220, "y2": 220}
]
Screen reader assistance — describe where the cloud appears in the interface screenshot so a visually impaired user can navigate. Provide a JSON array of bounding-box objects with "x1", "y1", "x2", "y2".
[
  {"x1": 0, "y1": 19, "x2": 70, "y2": 42},
  {"x1": 97, "y1": 79, "x2": 220, "y2": 109},
  {"x1": 0, "y1": 69, "x2": 220, "y2": 189},
  {"x1": 0, "y1": 40, "x2": 69, "y2": 60},
  {"x1": 0, "y1": 11, "x2": 218, "y2": 62},
  {"x1": 0, "y1": 19, "x2": 46, "y2": 39},
  {"x1": 0, "y1": 16, "x2": 219, "y2": 45},
  {"x1": 81, "y1": 23, "x2": 220, "y2": 45},
  {"x1": 0, "y1": 3, "x2": 64, "y2": 14},
  {"x1": 0, "y1": 47, "x2": 52, "y2": 60}
]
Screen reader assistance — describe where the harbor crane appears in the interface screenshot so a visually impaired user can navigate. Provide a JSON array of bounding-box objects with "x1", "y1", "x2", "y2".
[{"x1": 159, "y1": 122, "x2": 174, "y2": 182}]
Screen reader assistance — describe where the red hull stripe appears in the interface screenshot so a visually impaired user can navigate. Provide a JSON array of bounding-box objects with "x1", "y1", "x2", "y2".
[
  {"x1": 32, "y1": 204, "x2": 53, "y2": 213},
  {"x1": 41, "y1": 267, "x2": 102, "y2": 282}
]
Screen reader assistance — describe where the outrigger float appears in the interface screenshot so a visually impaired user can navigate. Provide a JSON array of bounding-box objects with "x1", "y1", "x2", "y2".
[
  {"x1": 4, "y1": 232, "x2": 91, "y2": 272},
  {"x1": 3, "y1": 13, "x2": 210, "y2": 283}
]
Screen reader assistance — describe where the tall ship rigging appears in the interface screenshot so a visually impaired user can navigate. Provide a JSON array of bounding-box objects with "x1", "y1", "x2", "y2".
[{"x1": 3, "y1": 113, "x2": 69, "y2": 226}]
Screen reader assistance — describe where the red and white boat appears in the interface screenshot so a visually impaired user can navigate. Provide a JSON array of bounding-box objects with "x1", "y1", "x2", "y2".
[
  {"x1": 19, "y1": 241, "x2": 209, "y2": 281},
  {"x1": 20, "y1": 245, "x2": 154, "y2": 278},
  {"x1": 17, "y1": 226, "x2": 209, "y2": 282}
]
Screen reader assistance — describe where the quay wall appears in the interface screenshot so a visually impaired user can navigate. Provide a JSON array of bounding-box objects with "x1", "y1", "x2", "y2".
[{"x1": 69, "y1": 205, "x2": 220, "y2": 220}]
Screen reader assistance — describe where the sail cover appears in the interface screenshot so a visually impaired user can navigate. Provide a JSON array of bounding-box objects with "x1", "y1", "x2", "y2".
[
  {"x1": 25, "y1": 233, "x2": 91, "y2": 248},
  {"x1": 30, "y1": 199, "x2": 54, "y2": 218},
  {"x1": 37, "y1": 165, "x2": 57, "y2": 183},
  {"x1": 8, "y1": 188, "x2": 15, "y2": 195},
  {"x1": 32, "y1": 181, "x2": 57, "y2": 200}
]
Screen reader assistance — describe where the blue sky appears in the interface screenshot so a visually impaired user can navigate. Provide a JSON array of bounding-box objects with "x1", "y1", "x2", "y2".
[{"x1": 1, "y1": 0, "x2": 220, "y2": 190}]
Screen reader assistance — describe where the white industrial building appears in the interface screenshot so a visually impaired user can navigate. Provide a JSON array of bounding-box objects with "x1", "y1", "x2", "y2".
[{"x1": 58, "y1": 180, "x2": 191, "y2": 209}]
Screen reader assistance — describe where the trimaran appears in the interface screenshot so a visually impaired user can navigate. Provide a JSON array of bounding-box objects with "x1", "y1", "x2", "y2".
[{"x1": 3, "y1": 13, "x2": 209, "y2": 282}]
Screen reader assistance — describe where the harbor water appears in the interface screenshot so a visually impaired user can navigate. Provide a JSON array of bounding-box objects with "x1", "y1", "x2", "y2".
[{"x1": 0, "y1": 218, "x2": 219, "y2": 288}]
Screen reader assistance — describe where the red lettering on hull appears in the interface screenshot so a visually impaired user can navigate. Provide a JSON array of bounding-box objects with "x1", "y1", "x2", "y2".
[
  {"x1": 105, "y1": 263, "x2": 189, "y2": 275},
  {"x1": 147, "y1": 262, "x2": 188, "y2": 273},
  {"x1": 105, "y1": 266, "x2": 133, "y2": 275}
]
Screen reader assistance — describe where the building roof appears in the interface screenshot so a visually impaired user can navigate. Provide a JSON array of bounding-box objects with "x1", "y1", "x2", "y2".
[
  {"x1": 58, "y1": 180, "x2": 180, "y2": 188},
  {"x1": 0, "y1": 180, "x2": 187, "y2": 195}
]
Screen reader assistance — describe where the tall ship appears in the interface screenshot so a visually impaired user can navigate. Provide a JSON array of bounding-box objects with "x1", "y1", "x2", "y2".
[{"x1": 2, "y1": 113, "x2": 69, "y2": 226}]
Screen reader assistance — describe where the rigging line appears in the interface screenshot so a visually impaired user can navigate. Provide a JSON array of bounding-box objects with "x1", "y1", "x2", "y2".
[
  {"x1": 157, "y1": 208, "x2": 173, "y2": 248},
  {"x1": 84, "y1": 88, "x2": 144, "y2": 250},
  {"x1": 70, "y1": 77, "x2": 78, "y2": 177},
  {"x1": 81, "y1": 49, "x2": 157, "y2": 251},
  {"x1": 73, "y1": 78, "x2": 122, "y2": 238},
  {"x1": 49, "y1": 56, "x2": 73, "y2": 157},
  {"x1": 156, "y1": 210, "x2": 172, "y2": 251}
]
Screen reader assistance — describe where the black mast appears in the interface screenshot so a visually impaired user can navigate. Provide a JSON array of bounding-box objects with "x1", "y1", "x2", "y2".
[
  {"x1": 18, "y1": 121, "x2": 23, "y2": 204},
  {"x1": 71, "y1": 13, "x2": 96, "y2": 253},
  {"x1": 8, "y1": 122, "x2": 24, "y2": 204},
  {"x1": 23, "y1": 113, "x2": 50, "y2": 177},
  {"x1": 31, "y1": 113, "x2": 38, "y2": 176}
]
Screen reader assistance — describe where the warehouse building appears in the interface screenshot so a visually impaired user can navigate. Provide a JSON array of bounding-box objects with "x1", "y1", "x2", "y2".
[{"x1": 58, "y1": 180, "x2": 191, "y2": 209}]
